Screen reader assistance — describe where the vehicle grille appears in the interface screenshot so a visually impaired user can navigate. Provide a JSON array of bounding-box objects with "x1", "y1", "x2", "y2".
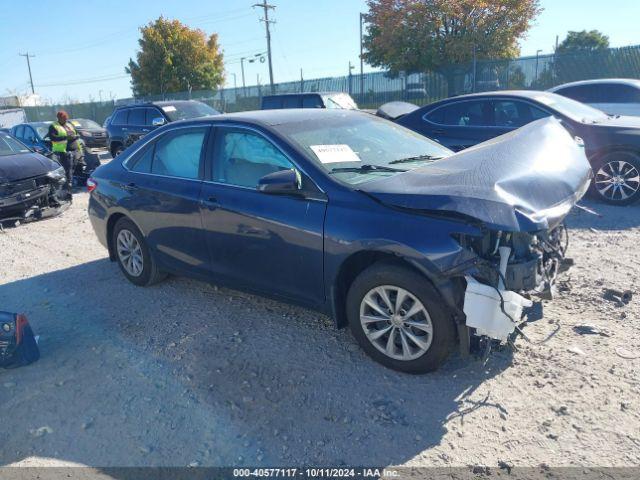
[
  {"x1": 0, "y1": 178, "x2": 37, "y2": 197},
  {"x1": 93, "y1": 132, "x2": 106, "y2": 139}
]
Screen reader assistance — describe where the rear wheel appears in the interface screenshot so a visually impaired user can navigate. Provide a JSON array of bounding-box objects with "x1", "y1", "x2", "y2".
[
  {"x1": 346, "y1": 263, "x2": 456, "y2": 374},
  {"x1": 593, "y1": 151, "x2": 640, "y2": 205},
  {"x1": 113, "y1": 217, "x2": 166, "y2": 286},
  {"x1": 111, "y1": 143, "x2": 124, "y2": 157}
]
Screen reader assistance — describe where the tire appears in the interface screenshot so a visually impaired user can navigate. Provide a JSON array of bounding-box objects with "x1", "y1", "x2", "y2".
[
  {"x1": 111, "y1": 143, "x2": 124, "y2": 157},
  {"x1": 346, "y1": 263, "x2": 456, "y2": 374},
  {"x1": 592, "y1": 151, "x2": 640, "y2": 205},
  {"x1": 112, "y1": 217, "x2": 166, "y2": 286}
]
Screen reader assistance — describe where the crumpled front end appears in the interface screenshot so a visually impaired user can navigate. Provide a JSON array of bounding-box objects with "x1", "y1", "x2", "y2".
[
  {"x1": 454, "y1": 223, "x2": 569, "y2": 344},
  {"x1": 0, "y1": 169, "x2": 68, "y2": 224}
]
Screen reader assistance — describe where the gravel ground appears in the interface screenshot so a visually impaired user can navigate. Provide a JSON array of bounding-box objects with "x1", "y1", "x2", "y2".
[{"x1": 0, "y1": 192, "x2": 639, "y2": 468}]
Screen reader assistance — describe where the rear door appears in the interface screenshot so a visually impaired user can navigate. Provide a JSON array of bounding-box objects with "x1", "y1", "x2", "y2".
[
  {"x1": 123, "y1": 126, "x2": 211, "y2": 277},
  {"x1": 199, "y1": 126, "x2": 326, "y2": 304},
  {"x1": 126, "y1": 108, "x2": 151, "y2": 143},
  {"x1": 418, "y1": 99, "x2": 496, "y2": 150}
]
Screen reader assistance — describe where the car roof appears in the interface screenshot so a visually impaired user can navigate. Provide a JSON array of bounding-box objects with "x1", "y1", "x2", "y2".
[
  {"x1": 177, "y1": 108, "x2": 371, "y2": 128},
  {"x1": 549, "y1": 78, "x2": 640, "y2": 91},
  {"x1": 442, "y1": 90, "x2": 557, "y2": 101},
  {"x1": 263, "y1": 92, "x2": 344, "y2": 98},
  {"x1": 15, "y1": 121, "x2": 52, "y2": 127},
  {"x1": 115, "y1": 100, "x2": 207, "y2": 110}
]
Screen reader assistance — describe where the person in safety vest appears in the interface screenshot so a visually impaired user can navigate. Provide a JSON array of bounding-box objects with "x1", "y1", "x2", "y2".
[{"x1": 48, "y1": 110, "x2": 83, "y2": 201}]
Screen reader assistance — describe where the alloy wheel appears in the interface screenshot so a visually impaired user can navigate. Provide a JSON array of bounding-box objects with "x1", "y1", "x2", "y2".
[
  {"x1": 359, "y1": 285, "x2": 434, "y2": 361},
  {"x1": 595, "y1": 159, "x2": 640, "y2": 202},
  {"x1": 116, "y1": 229, "x2": 144, "y2": 277}
]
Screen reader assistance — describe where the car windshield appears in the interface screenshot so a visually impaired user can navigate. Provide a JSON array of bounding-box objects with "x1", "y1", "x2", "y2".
[
  {"x1": 70, "y1": 118, "x2": 101, "y2": 129},
  {"x1": 533, "y1": 92, "x2": 609, "y2": 122},
  {"x1": 322, "y1": 93, "x2": 359, "y2": 110},
  {"x1": 159, "y1": 102, "x2": 219, "y2": 121},
  {"x1": 276, "y1": 113, "x2": 453, "y2": 185},
  {"x1": 0, "y1": 133, "x2": 30, "y2": 156}
]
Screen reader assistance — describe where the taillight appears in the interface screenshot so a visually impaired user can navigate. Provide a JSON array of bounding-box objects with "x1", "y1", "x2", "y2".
[{"x1": 87, "y1": 178, "x2": 98, "y2": 193}]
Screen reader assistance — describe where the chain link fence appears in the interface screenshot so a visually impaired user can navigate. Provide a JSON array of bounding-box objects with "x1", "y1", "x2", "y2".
[{"x1": 6, "y1": 44, "x2": 640, "y2": 125}]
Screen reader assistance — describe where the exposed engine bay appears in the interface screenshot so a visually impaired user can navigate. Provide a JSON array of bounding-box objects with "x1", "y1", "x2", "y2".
[{"x1": 459, "y1": 224, "x2": 570, "y2": 345}]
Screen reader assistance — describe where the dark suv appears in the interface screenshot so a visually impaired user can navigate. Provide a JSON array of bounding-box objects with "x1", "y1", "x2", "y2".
[
  {"x1": 105, "y1": 100, "x2": 220, "y2": 156},
  {"x1": 261, "y1": 92, "x2": 358, "y2": 110}
]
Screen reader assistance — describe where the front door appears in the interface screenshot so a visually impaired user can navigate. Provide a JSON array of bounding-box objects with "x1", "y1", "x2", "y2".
[{"x1": 200, "y1": 127, "x2": 326, "y2": 305}]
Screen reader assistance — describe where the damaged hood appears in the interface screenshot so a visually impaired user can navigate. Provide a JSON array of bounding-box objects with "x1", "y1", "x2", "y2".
[
  {"x1": 360, "y1": 117, "x2": 592, "y2": 232},
  {"x1": 0, "y1": 152, "x2": 60, "y2": 183}
]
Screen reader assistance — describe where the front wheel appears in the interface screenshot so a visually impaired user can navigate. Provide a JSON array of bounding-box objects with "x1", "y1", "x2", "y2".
[
  {"x1": 113, "y1": 217, "x2": 166, "y2": 286},
  {"x1": 346, "y1": 263, "x2": 456, "y2": 374},
  {"x1": 593, "y1": 151, "x2": 640, "y2": 205}
]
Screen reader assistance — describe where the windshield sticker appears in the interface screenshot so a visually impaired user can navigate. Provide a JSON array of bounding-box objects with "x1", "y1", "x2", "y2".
[
  {"x1": 310, "y1": 144, "x2": 360, "y2": 164},
  {"x1": 162, "y1": 105, "x2": 177, "y2": 112},
  {"x1": 71, "y1": 120, "x2": 81, "y2": 127}
]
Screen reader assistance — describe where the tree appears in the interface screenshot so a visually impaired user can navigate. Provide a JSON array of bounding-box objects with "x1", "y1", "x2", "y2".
[
  {"x1": 126, "y1": 17, "x2": 225, "y2": 97},
  {"x1": 362, "y1": 0, "x2": 542, "y2": 94},
  {"x1": 556, "y1": 30, "x2": 609, "y2": 55},
  {"x1": 553, "y1": 30, "x2": 610, "y2": 84}
]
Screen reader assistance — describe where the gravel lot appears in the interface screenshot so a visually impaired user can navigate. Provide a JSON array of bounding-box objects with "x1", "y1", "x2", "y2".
[{"x1": 1, "y1": 192, "x2": 639, "y2": 468}]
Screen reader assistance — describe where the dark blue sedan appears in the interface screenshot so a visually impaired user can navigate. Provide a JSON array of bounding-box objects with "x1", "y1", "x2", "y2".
[
  {"x1": 395, "y1": 91, "x2": 640, "y2": 205},
  {"x1": 88, "y1": 109, "x2": 591, "y2": 373}
]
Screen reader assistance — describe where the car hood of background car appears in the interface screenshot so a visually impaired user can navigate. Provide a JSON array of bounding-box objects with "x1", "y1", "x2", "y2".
[
  {"x1": 360, "y1": 117, "x2": 592, "y2": 232},
  {"x1": 0, "y1": 152, "x2": 60, "y2": 183}
]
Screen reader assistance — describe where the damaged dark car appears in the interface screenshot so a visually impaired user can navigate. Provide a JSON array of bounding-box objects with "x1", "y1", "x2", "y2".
[
  {"x1": 87, "y1": 110, "x2": 590, "y2": 373},
  {"x1": 0, "y1": 131, "x2": 68, "y2": 225}
]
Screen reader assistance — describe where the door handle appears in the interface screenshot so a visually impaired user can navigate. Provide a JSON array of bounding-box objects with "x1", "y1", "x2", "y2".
[
  {"x1": 125, "y1": 182, "x2": 138, "y2": 191},
  {"x1": 201, "y1": 196, "x2": 219, "y2": 210}
]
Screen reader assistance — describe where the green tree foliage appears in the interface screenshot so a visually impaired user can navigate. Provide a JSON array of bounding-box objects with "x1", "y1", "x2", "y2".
[
  {"x1": 126, "y1": 17, "x2": 225, "y2": 97},
  {"x1": 363, "y1": 0, "x2": 542, "y2": 75},
  {"x1": 553, "y1": 30, "x2": 610, "y2": 84},
  {"x1": 556, "y1": 30, "x2": 610, "y2": 55}
]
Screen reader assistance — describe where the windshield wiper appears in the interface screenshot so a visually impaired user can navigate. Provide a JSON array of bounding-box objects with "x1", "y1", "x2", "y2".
[
  {"x1": 389, "y1": 154, "x2": 443, "y2": 165},
  {"x1": 329, "y1": 164, "x2": 406, "y2": 174}
]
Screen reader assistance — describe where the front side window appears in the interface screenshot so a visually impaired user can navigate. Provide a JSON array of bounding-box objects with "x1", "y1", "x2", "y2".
[
  {"x1": 492, "y1": 100, "x2": 550, "y2": 127},
  {"x1": 213, "y1": 130, "x2": 294, "y2": 188},
  {"x1": 282, "y1": 96, "x2": 301, "y2": 108},
  {"x1": 13, "y1": 126, "x2": 24, "y2": 139},
  {"x1": 601, "y1": 84, "x2": 640, "y2": 103},
  {"x1": 426, "y1": 100, "x2": 491, "y2": 126},
  {"x1": 302, "y1": 96, "x2": 323, "y2": 108}
]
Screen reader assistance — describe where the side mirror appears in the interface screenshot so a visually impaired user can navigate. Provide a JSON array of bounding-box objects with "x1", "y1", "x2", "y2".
[
  {"x1": 257, "y1": 169, "x2": 301, "y2": 195},
  {"x1": 151, "y1": 117, "x2": 166, "y2": 127}
]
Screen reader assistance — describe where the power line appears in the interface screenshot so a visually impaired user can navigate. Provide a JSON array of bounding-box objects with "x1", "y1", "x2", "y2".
[
  {"x1": 18, "y1": 53, "x2": 36, "y2": 94},
  {"x1": 36, "y1": 74, "x2": 129, "y2": 88},
  {"x1": 252, "y1": 0, "x2": 276, "y2": 94}
]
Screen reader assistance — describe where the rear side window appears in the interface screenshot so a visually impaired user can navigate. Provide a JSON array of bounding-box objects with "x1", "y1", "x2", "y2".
[
  {"x1": 112, "y1": 109, "x2": 128, "y2": 125},
  {"x1": 426, "y1": 100, "x2": 491, "y2": 126},
  {"x1": 130, "y1": 145, "x2": 153, "y2": 173},
  {"x1": 151, "y1": 128, "x2": 207, "y2": 179},
  {"x1": 302, "y1": 95, "x2": 323, "y2": 108},
  {"x1": 262, "y1": 97, "x2": 281, "y2": 109},
  {"x1": 128, "y1": 108, "x2": 146, "y2": 126},
  {"x1": 13, "y1": 125, "x2": 24, "y2": 139},
  {"x1": 555, "y1": 85, "x2": 602, "y2": 103}
]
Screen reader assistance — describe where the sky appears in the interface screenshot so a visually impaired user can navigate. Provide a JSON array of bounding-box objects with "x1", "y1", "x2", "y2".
[{"x1": 0, "y1": 0, "x2": 638, "y2": 104}]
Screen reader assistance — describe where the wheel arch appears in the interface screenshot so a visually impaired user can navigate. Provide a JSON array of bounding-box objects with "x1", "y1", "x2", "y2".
[
  {"x1": 106, "y1": 212, "x2": 145, "y2": 262},
  {"x1": 329, "y1": 249, "x2": 459, "y2": 330}
]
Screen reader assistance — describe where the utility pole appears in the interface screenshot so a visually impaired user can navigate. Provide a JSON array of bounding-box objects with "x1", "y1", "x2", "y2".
[
  {"x1": 19, "y1": 52, "x2": 36, "y2": 95},
  {"x1": 348, "y1": 61, "x2": 355, "y2": 95},
  {"x1": 240, "y1": 57, "x2": 247, "y2": 96},
  {"x1": 253, "y1": 0, "x2": 276, "y2": 94},
  {"x1": 300, "y1": 68, "x2": 304, "y2": 93},
  {"x1": 535, "y1": 49, "x2": 543, "y2": 86},
  {"x1": 359, "y1": 13, "x2": 365, "y2": 99}
]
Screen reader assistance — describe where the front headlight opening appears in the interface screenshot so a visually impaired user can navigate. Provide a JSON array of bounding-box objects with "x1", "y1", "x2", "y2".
[{"x1": 47, "y1": 166, "x2": 66, "y2": 179}]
